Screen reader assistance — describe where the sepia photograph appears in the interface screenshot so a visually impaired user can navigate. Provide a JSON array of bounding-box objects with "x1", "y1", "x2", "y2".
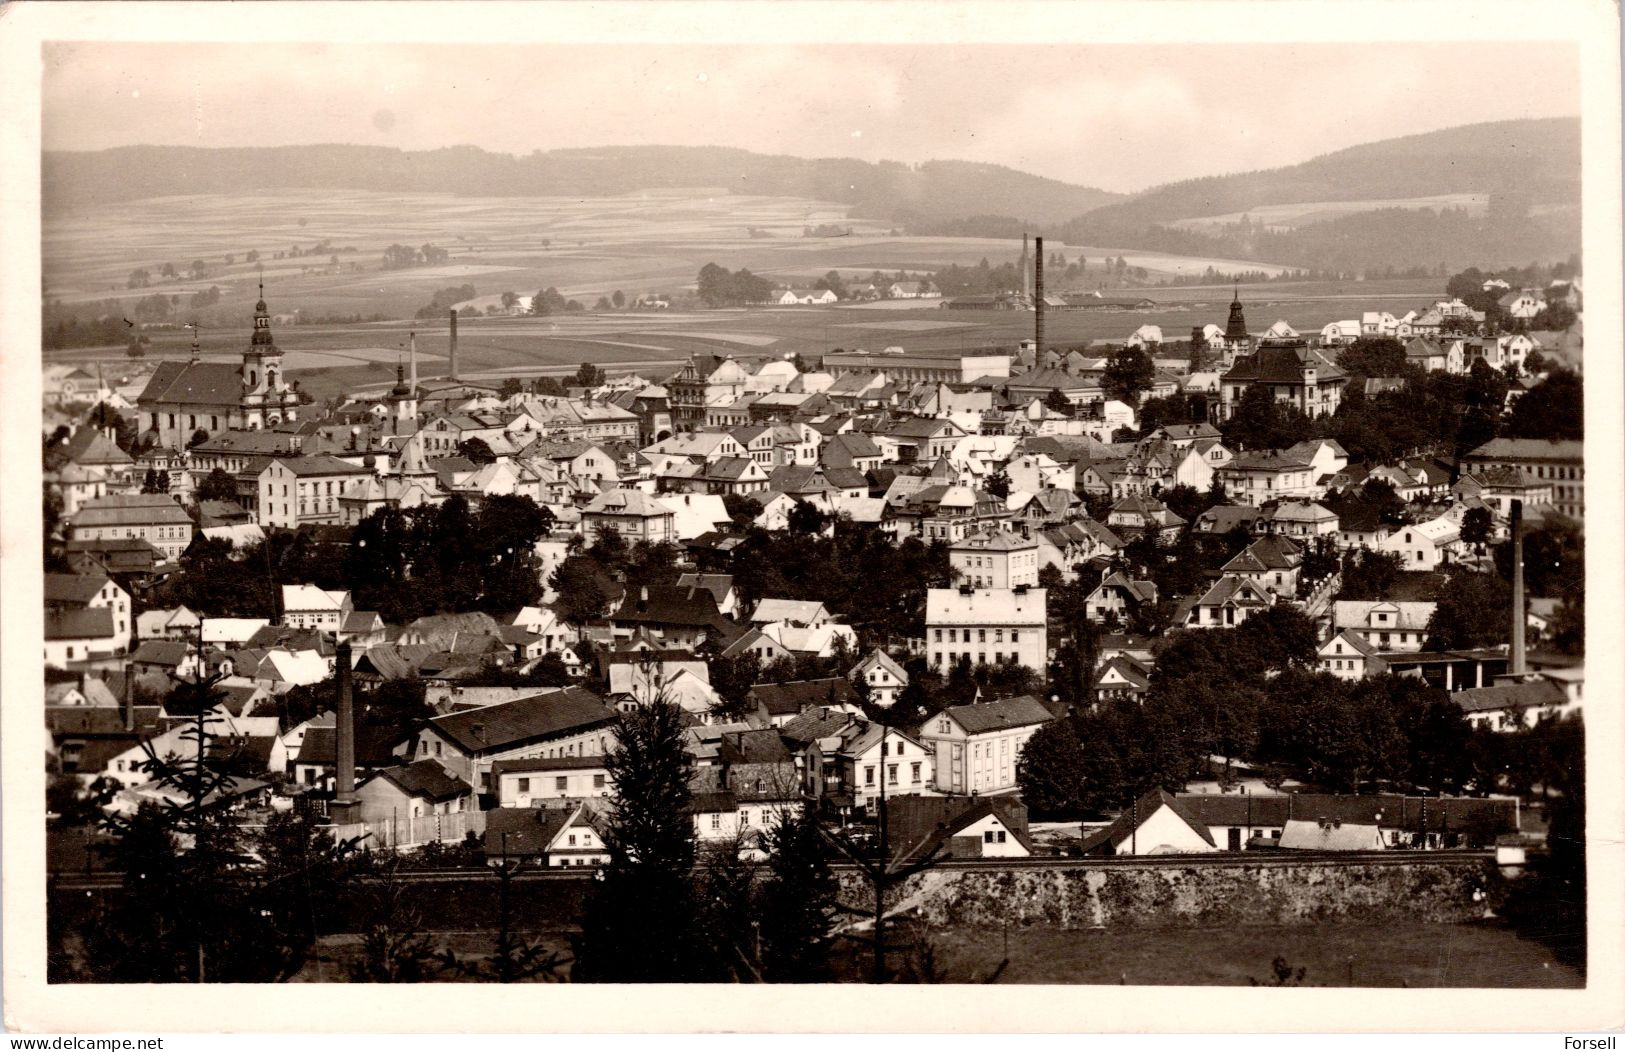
[{"x1": 3, "y1": 0, "x2": 1622, "y2": 1034}]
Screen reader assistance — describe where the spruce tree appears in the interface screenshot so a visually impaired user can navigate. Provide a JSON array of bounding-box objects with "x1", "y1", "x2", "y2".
[
  {"x1": 759, "y1": 807, "x2": 838, "y2": 982},
  {"x1": 573, "y1": 696, "x2": 702, "y2": 981}
]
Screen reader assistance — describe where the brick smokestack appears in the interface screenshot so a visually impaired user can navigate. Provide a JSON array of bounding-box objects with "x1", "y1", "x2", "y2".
[
  {"x1": 333, "y1": 640, "x2": 357, "y2": 817},
  {"x1": 1510, "y1": 499, "x2": 1525, "y2": 677},
  {"x1": 448, "y1": 309, "x2": 459, "y2": 380},
  {"x1": 1034, "y1": 235, "x2": 1046, "y2": 360}
]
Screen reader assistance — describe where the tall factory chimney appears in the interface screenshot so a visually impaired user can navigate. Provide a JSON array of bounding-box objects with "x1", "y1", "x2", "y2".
[
  {"x1": 408, "y1": 329, "x2": 418, "y2": 394},
  {"x1": 448, "y1": 309, "x2": 459, "y2": 380},
  {"x1": 1021, "y1": 232, "x2": 1031, "y2": 304},
  {"x1": 1510, "y1": 499, "x2": 1526, "y2": 677},
  {"x1": 1033, "y1": 235, "x2": 1046, "y2": 360},
  {"x1": 330, "y1": 640, "x2": 359, "y2": 823}
]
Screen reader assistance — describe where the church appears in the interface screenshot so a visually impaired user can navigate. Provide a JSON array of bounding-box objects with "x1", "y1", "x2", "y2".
[{"x1": 136, "y1": 286, "x2": 304, "y2": 448}]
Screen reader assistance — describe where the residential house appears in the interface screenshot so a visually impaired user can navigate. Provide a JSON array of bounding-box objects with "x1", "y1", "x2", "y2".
[
  {"x1": 746, "y1": 678, "x2": 860, "y2": 728},
  {"x1": 1093, "y1": 654, "x2": 1153, "y2": 705},
  {"x1": 889, "y1": 796, "x2": 1035, "y2": 862},
  {"x1": 1318, "y1": 629, "x2": 1383, "y2": 681},
  {"x1": 280, "y1": 585, "x2": 353, "y2": 633},
  {"x1": 1379, "y1": 516, "x2": 1462, "y2": 571},
  {"x1": 1217, "y1": 451, "x2": 1316, "y2": 507},
  {"x1": 1078, "y1": 788, "x2": 1218, "y2": 856},
  {"x1": 949, "y1": 528, "x2": 1041, "y2": 589},
  {"x1": 581, "y1": 488, "x2": 678, "y2": 544},
  {"x1": 920, "y1": 695, "x2": 1057, "y2": 795},
  {"x1": 1217, "y1": 343, "x2": 1347, "y2": 420},
  {"x1": 483, "y1": 803, "x2": 610, "y2": 867},
  {"x1": 609, "y1": 583, "x2": 737, "y2": 649},
  {"x1": 1182, "y1": 576, "x2": 1274, "y2": 630},
  {"x1": 1220, "y1": 535, "x2": 1304, "y2": 598},
  {"x1": 850, "y1": 649, "x2": 909, "y2": 707},
  {"x1": 1105, "y1": 494, "x2": 1185, "y2": 544},
  {"x1": 1332, "y1": 600, "x2": 1436, "y2": 654},
  {"x1": 256, "y1": 456, "x2": 373, "y2": 529},
  {"x1": 68, "y1": 494, "x2": 195, "y2": 562},
  {"x1": 45, "y1": 573, "x2": 133, "y2": 654},
  {"x1": 925, "y1": 586, "x2": 1048, "y2": 671},
  {"x1": 1083, "y1": 572, "x2": 1158, "y2": 625}
]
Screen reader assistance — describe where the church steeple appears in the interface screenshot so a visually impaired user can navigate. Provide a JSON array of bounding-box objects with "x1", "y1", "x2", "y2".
[
  {"x1": 250, "y1": 280, "x2": 276, "y2": 352},
  {"x1": 1224, "y1": 280, "x2": 1249, "y2": 343}
]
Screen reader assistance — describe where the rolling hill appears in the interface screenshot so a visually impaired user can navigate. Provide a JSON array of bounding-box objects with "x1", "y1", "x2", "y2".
[
  {"x1": 40, "y1": 143, "x2": 1122, "y2": 228},
  {"x1": 1054, "y1": 118, "x2": 1580, "y2": 273}
]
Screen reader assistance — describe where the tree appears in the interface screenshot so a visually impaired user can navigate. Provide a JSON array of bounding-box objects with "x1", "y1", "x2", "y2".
[
  {"x1": 1426, "y1": 569, "x2": 1512, "y2": 650},
  {"x1": 1042, "y1": 388, "x2": 1074, "y2": 417},
  {"x1": 1461, "y1": 506, "x2": 1493, "y2": 555},
  {"x1": 548, "y1": 555, "x2": 611, "y2": 625},
  {"x1": 786, "y1": 499, "x2": 828, "y2": 536},
  {"x1": 722, "y1": 493, "x2": 764, "y2": 528},
  {"x1": 456, "y1": 437, "x2": 496, "y2": 464},
  {"x1": 984, "y1": 471, "x2": 1011, "y2": 500},
  {"x1": 140, "y1": 468, "x2": 169, "y2": 494},
  {"x1": 187, "y1": 428, "x2": 210, "y2": 449},
  {"x1": 1222, "y1": 384, "x2": 1311, "y2": 451},
  {"x1": 573, "y1": 362, "x2": 606, "y2": 388},
  {"x1": 1102, "y1": 347, "x2": 1155, "y2": 404},
  {"x1": 758, "y1": 808, "x2": 838, "y2": 982},
  {"x1": 611, "y1": 290, "x2": 626, "y2": 309},
  {"x1": 1337, "y1": 337, "x2": 1407, "y2": 378},
  {"x1": 497, "y1": 377, "x2": 523, "y2": 399},
  {"x1": 573, "y1": 697, "x2": 703, "y2": 982},
  {"x1": 196, "y1": 468, "x2": 238, "y2": 504},
  {"x1": 1505, "y1": 368, "x2": 1582, "y2": 441},
  {"x1": 81, "y1": 667, "x2": 358, "y2": 981}
]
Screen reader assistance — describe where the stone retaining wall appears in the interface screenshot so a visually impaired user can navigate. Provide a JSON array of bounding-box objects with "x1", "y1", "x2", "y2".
[{"x1": 835, "y1": 855, "x2": 1497, "y2": 929}]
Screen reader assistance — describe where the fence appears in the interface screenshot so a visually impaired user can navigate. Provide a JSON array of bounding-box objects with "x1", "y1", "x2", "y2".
[{"x1": 329, "y1": 807, "x2": 488, "y2": 851}]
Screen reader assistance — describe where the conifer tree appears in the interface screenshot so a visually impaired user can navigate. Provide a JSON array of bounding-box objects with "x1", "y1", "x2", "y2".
[
  {"x1": 573, "y1": 695, "x2": 702, "y2": 982},
  {"x1": 759, "y1": 807, "x2": 838, "y2": 982}
]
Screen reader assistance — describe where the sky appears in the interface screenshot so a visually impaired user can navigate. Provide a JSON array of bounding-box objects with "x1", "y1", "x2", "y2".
[{"x1": 42, "y1": 42, "x2": 1579, "y2": 194}]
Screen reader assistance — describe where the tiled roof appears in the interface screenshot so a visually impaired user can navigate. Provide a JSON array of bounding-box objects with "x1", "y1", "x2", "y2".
[
  {"x1": 427, "y1": 687, "x2": 618, "y2": 753},
  {"x1": 46, "y1": 607, "x2": 116, "y2": 641},
  {"x1": 749, "y1": 678, "x2": 857, "y2": 716},
  {"x1": 294, "y1": 724, "x2": 405, "y2": 767},
  {"x1": 1452, "y1": 679, "x2": 1567, "y2": 714},
  {"x1": 484, "y1": 806, "x2": 573, "y2": 857},
  {"x1": 943, "y1": 695, "x2": 1056, "y2": 735},
  {"x1": 44, "y1": 573, "x2": 114, "y2": 607},
  {"x1": 368, "y1": 759, "x2": 472, "y2": 802},
  {"x1": 137, "y1": 361, "x2": 245, "y2": 408}
]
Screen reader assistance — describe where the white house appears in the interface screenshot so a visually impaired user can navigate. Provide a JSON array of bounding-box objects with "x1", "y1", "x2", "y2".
[
  {"x1": 1379, "y1": 516, "x2": 1461, "y2": 571},
  {"x1": 925, "y1": 586, "x2": 1047, "y2": 671},
  {"x1": 850, "y1": 649, "x2": 909, "y2": 707},
  {"x1": 920, "y1": 695, "x2": 1056, "y2": 796},
  {"x1": 280, "y1": 585, "x2": 352, "y2": 632},
  {"x1": 1332, "y1": 600, "x2": 1436, "y2": 654}
]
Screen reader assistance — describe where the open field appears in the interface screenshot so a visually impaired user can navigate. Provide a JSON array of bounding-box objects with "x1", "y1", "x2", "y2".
[
  {"x1": 43, "y1": 189, "x2": 1297, "y2": 330},
  {"x1": 45, "y1": 271, "x2": 1445, "y2": 405},
  {"x1": 1171, "y1": 193, "x2": 1492, "y2": 233},
  {"x1": 830, "y1": 922, "x2": 1584, "y2": 987}
]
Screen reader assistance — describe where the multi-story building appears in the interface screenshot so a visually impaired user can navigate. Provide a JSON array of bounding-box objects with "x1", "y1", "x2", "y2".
[
  {"x1": 920, "y1": 695, "x2": 1056, "y2": 796},
  {"x1": 925, "y1": 586, "x2": 1047, "y2": 670},
  {"x1": 67, "y1": 493, "x2": 195, "y2": 562},
  {"x1": 255, "y1": 456, "x2": 373, "y2": 529},
  {"x1": 822, "y1": 349, "x2": 1011, "y2": 385},
  {"x1": 1460, "y1": 438, "x2": 1584, "y2": 520},
  {"x1": 667, "y1": 354, "x2": 751, "y2": 432},
  {"x1": 949, "y1": 528, "x2": 1040, "y2": 589},
  {"x1": 1217, "y1": 341, "x2": 1347, "y2": 421}
]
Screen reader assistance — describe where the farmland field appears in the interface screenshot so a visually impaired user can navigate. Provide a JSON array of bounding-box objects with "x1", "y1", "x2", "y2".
[
  {"x1": 48, "y1": 273, "x2": 1445, "y2": 405},
  {"x1": 43, "y1": 188, "x2": 1295, "y2": 323},
  {"x1": 1170, "y1": 193, "x2": 1492, "y2": 233},
  {"x1": 43, "y1": 187, "x2": 1450, "y2": 404}
]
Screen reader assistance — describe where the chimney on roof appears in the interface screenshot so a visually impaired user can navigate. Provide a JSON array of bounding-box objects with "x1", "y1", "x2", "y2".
[{"x1": 638, "y1": 586, "x2": 649, "y2": 613}]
